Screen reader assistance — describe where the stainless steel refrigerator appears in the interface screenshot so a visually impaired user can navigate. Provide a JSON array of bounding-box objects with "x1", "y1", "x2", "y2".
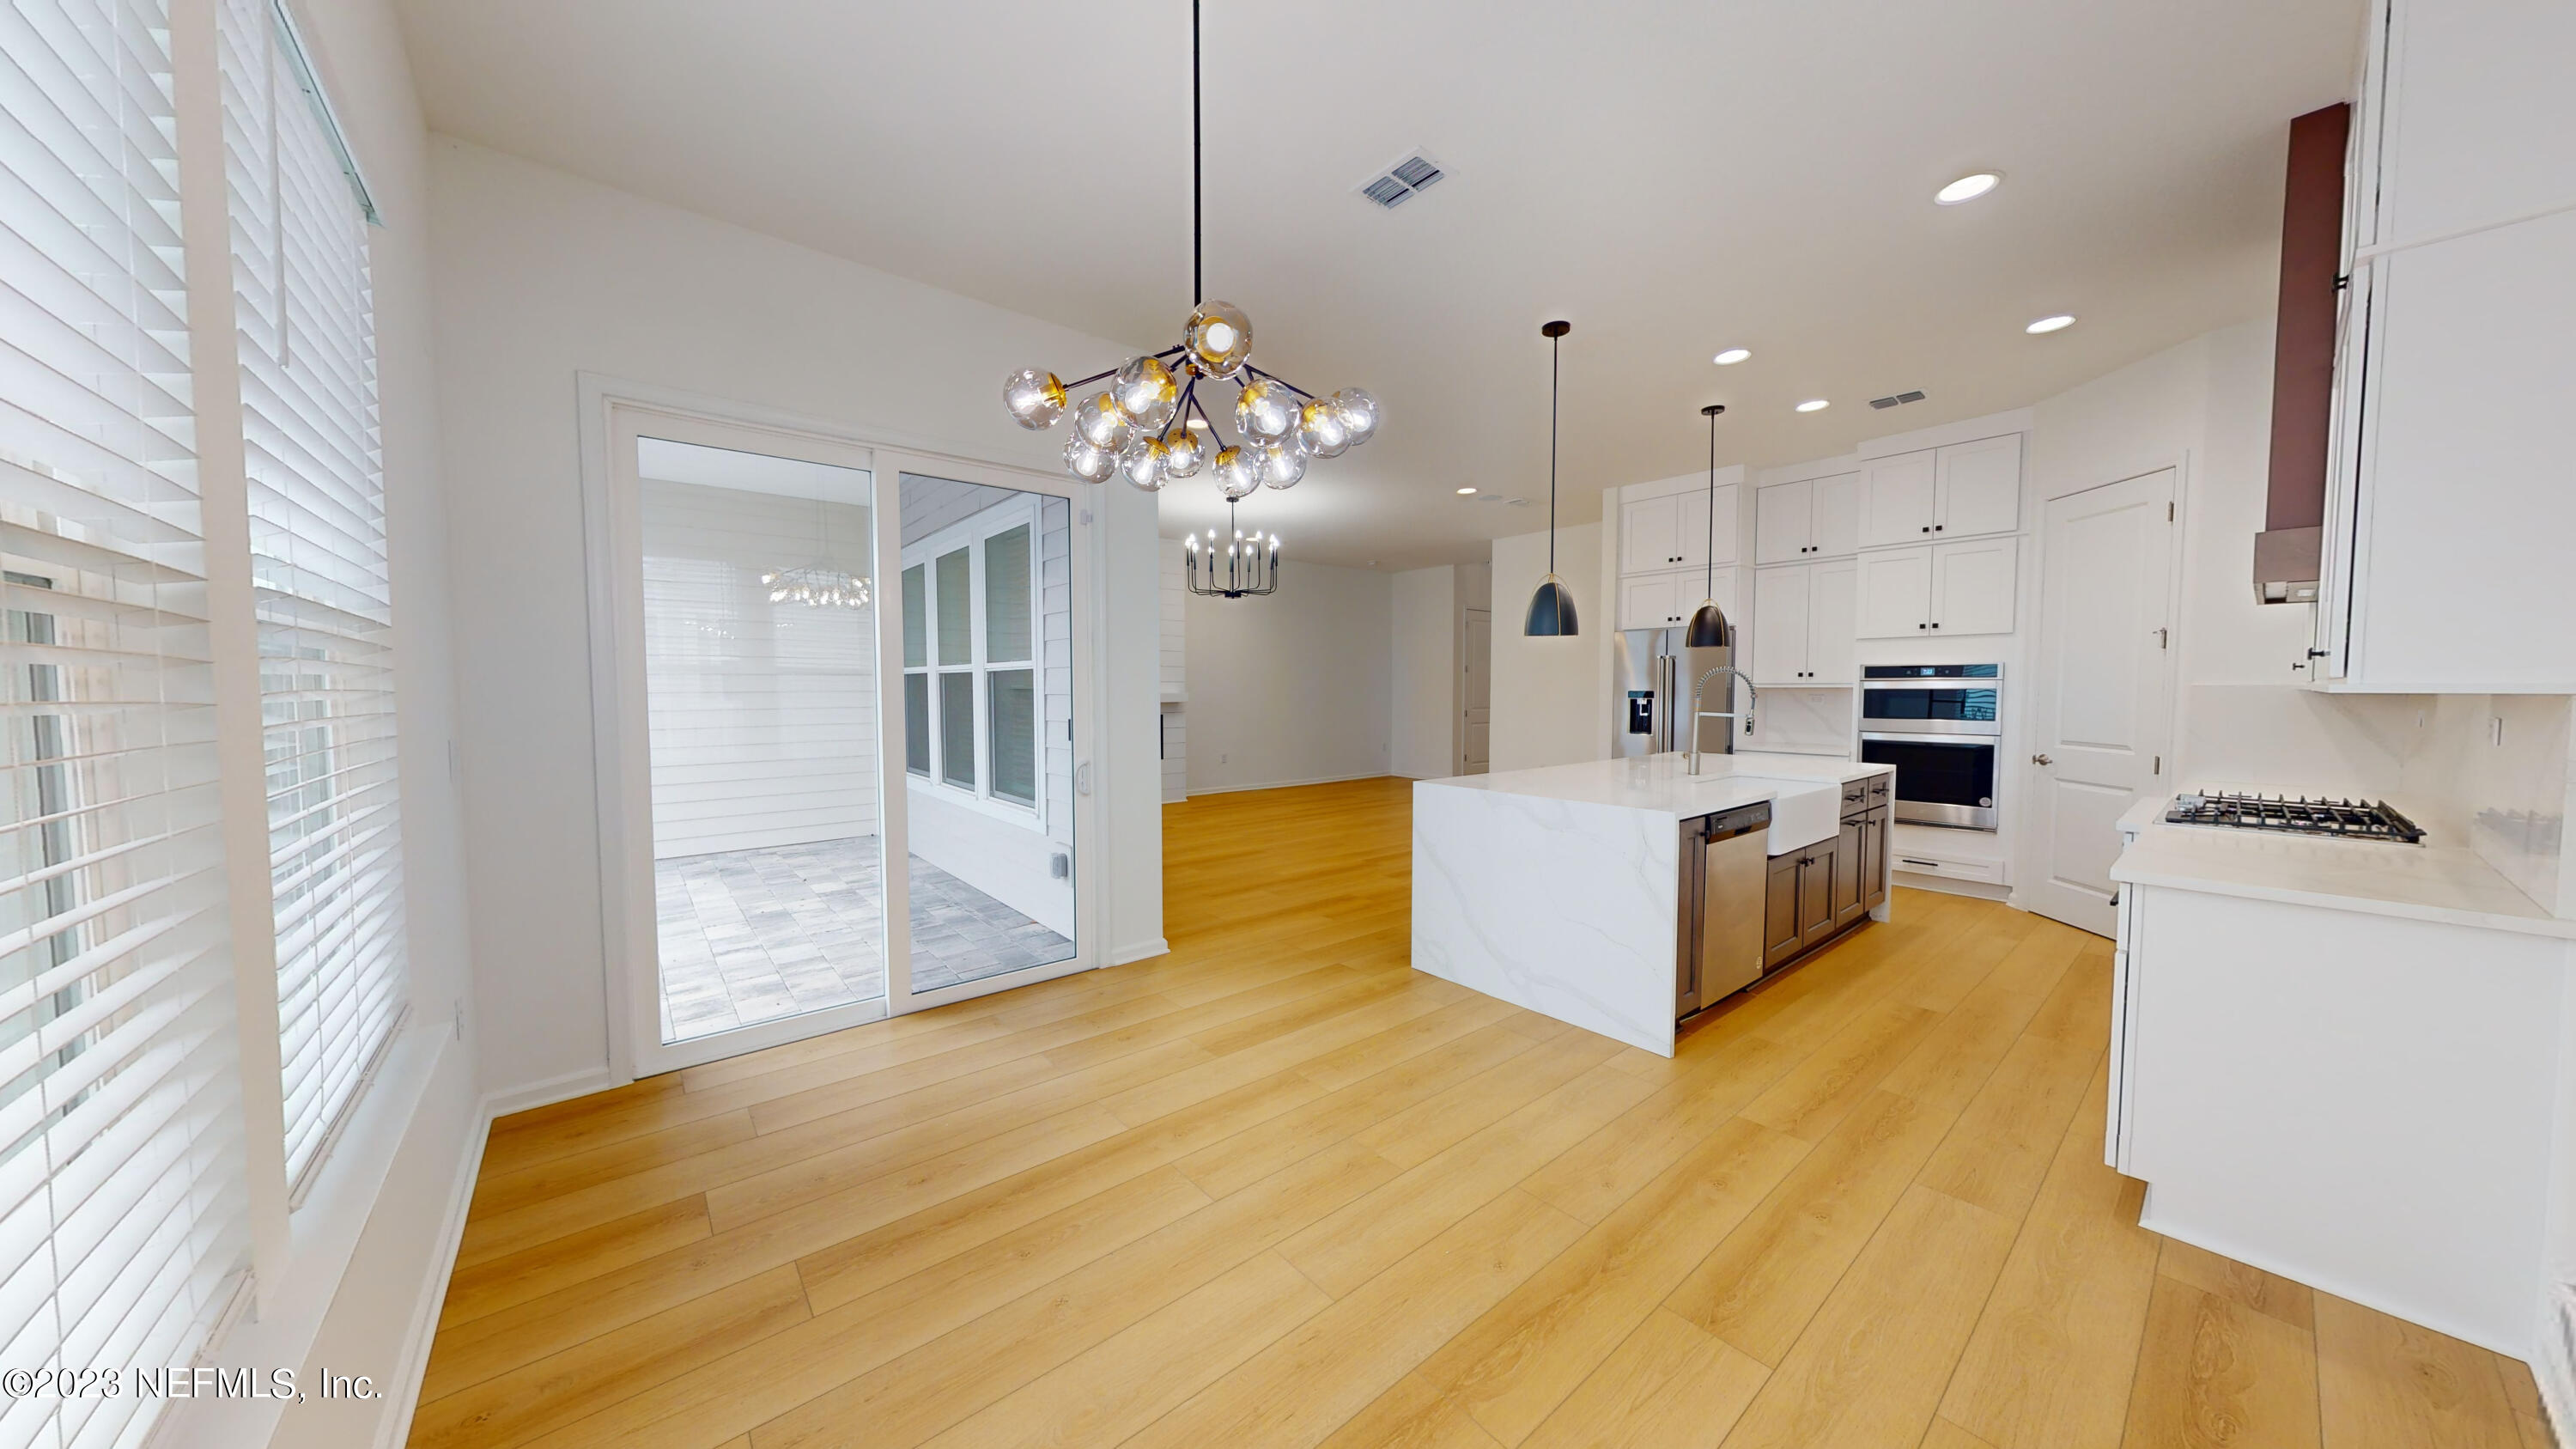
[{"x1": 1614, "y1": 628, "x2": 1741, "y2": 759}]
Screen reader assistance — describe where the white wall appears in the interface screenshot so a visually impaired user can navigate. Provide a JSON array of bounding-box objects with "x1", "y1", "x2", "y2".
[
  {"x1": 171, "y1": 0, "x2": 483, "y2": 1446},
  {"x1": 1182, "y1": 558, "x2": 1394, "y2": 793},
  {"x1": 1158, "y1": 538, "x2": 1188, "y2": 802},
  {"x1": 641, "y1": 480, "x2": 878, "y2": 858},
  {"x1": 1491, "y1": 523, "x2": 1609, "y2": 772},
  {"x1": 1391, "y1": 564, "x2": 1458, "y2": 779},
  {"x1": 425, "y1": 136, "x2": 1164, "y2": 1099}
]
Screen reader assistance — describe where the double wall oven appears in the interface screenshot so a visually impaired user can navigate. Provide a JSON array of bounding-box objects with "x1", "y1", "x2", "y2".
[{"x1": 1860, "y1": 664, "x2": 2001, "y2": 831}]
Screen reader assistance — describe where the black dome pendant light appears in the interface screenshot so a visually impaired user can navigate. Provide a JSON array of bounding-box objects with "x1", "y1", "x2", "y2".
[
  {"x1": 1524, "y1": 320, "x2": 1580, "y2": 636},
  {"x1": 1683, "y1": 403, "x2": 1734, "y2": 647}
]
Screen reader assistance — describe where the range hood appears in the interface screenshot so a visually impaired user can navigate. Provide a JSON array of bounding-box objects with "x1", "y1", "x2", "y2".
[{"x1": 2257, "y1": 101, "x2": 2350, "y2": 605}]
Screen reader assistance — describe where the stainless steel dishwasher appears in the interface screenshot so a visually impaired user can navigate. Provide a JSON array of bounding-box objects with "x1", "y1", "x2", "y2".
[{"x1": 1677, "y1": 802, "x2": 1771, "y2": 1020}]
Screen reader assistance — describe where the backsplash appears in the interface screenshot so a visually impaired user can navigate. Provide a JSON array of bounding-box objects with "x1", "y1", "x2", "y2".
[{"x1": 1740, "y1": 687, "x2": 1853, "y2": 758}]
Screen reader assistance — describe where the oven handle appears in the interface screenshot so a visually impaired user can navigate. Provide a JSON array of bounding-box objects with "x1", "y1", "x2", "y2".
[{"x1": 1859, "y1": 732, "x2": 2000, "y2": 746}]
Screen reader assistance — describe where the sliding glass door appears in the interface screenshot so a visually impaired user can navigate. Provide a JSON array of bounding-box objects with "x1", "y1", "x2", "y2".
[
  {"x1": 890, "y1": 469, "x2": 1082, "y2": 998},
  {"x1": 594, "y1": 403, "x2": 1097, "y2": 1075}
]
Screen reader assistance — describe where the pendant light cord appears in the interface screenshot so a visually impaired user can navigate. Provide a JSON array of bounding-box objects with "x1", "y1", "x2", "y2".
[
  {"x1": 1191, "y1": 0, "x2": 1202, "y2": 305},
  {"x1": 1704, "y1": 407, "x2": 1716, "y2": 597},
  {"x1": 1547, "y1": 331, "x2": 1560, "y2": 575}
]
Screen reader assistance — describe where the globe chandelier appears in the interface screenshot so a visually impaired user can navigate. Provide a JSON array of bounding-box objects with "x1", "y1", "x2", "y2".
[
  {"x1": 1182, "y1": 496, "x2": 1280, "y2": 599},
  {"x1": 1000, "y1": 0, "x2": 1380, "y2": 496},
  {"x1": 760, "y1": 565, "x2": 870, "y2": 609}
]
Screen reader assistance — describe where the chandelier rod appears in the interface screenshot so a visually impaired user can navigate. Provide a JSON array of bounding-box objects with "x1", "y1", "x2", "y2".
[{"x1": 1192, "y1": 0, "x2": 1203, "y2": 307}]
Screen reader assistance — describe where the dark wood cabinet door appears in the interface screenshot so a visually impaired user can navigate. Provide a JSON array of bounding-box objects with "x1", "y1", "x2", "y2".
[
  {"x1": 1764, "y1": 850, "x2": 1803, "y2": 969},
  {"x1": 1833, "y1": 817, "x2": 1867, "y2": 928},
  {"x1": 1798, "y1": 837, "x2": 1839, "y2": 948}
]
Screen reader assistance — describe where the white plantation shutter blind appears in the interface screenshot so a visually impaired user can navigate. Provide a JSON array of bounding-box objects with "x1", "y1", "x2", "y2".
[
  {"x1": 0, "y1": 1, "x2": 251, "y2": 1445},
  {"x1": 218, "y1": 0, "x2": 399, "y2": 1190}
]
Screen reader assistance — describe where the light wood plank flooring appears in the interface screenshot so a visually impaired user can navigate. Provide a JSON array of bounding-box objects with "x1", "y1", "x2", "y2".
[{"x1": 414, "y1": 776, "x2": 2555, "y2": 1449}]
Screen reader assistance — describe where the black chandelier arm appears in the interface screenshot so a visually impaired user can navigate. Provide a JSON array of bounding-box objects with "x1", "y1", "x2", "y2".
[{"x1": 1241, "y1": 364, "x2": 1317, "y2": 401}]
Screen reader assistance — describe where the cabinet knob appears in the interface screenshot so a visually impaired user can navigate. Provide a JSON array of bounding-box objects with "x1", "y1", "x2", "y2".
[
  {"x1": 1920, "y1": 526, "x2": 1929, "y2": 533},
  {"x1": 1931, "y1": 622, "x2": 1941, "y2": 629},
  {"x1": 1935, "y1": 525, "x2": 1944, "y2": 532},
  {"x1": 1917, "y1": 623, "x2": 1926, "y2": 630}
]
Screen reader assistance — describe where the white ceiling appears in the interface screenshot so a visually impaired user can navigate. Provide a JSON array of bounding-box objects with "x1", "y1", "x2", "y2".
[{"x1": 394, "y1": 0, "x2": 2362, "y2": 569}]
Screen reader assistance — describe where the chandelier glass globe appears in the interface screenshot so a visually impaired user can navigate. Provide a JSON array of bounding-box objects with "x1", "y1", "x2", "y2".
[
  {"x1": 1235, "y1": 376, "x2": 1298, "y2": 441},
  {"x1": 1163, "y1": 426, "x2": 1207, "y2": 478},
  {"x1": 1003, "y1": 368, "x2": 1066, "y2": 429},
  {"x1": 1185, "y1": 301, "x2": 1254, "y2": 378},
  {"x1": 1295, "y1": 398, "x2": 1349, "y2": 458},
  {"x1": 1260, "y1": 438, "x2": 1307, "y2": 490},
  {"x1": 1113, "y1": 355, "x2": 1180, "y2": 430},
  {"x1": 1331, "y1": 387, "x2": 1380, "y2": 446},
  {"x1": 1213, "y1": 445, "x2": 1262, "y2": 500},
  {"x1": 1119, "y1": 435, "x2": 1170, "y2": 492},
  {"x1": 1063, "y1": 435, "x2": 1118, "y2": 484},
  {"x1": 1073, "y1": 392, "x2": 1134, "y2": 454}
]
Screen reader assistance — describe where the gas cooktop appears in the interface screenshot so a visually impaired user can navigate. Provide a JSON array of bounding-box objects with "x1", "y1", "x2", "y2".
[{"x1": 2164, "y1": 790, "x2": 2426, "y2": 844}]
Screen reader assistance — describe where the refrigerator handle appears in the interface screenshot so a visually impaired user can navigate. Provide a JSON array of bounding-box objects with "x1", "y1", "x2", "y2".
[{"x1": 1658, "y1": 653, "x2": 1679, "y2": 752}]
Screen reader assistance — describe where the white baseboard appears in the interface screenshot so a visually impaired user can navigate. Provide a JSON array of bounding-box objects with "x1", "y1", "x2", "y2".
[
  {"x1": 2537, "y1": 1287, "x2": 2575, "y2": 1441},
  {"x1": 368, "y1": 1062, "x2": 623, "y2": 1449},
  {"x1": 371, "y1": 1103, "x2": 491, "y2": 1449},
  {"x1": 1111, "y1": 937, "x2": 1171, "y2": 965},
  {"x1": 483, "y1": 1064, "x2": 624, "y2": 1119},
  {"x1": 1184, "y1": 770, "x2": 1391, "y2": 797}
]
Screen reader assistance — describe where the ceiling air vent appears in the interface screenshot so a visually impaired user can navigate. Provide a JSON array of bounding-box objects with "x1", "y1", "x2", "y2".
[
  {"x1": 1868, "y1": 390, "x2": 1927, "y2": 410},
  {"x1": 1358, "y1": 152, "x2": 1445, "y2": 209}
]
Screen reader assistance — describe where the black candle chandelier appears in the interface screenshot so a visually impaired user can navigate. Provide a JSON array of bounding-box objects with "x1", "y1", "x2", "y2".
[
  {"x1": 999, "y1": 0, "x2": 1379, "y2": 496},
  {"x1": 1182, "y1": 497, "x2": 1279, "y2": 598}
]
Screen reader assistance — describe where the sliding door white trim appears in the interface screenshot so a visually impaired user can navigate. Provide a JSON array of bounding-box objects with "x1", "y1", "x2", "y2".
[{"x1": 574, "y1": 376, "x2": 1103, "y2": 1081}]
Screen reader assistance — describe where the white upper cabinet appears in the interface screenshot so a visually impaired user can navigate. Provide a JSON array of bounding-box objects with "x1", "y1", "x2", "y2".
[
  {"x1": 1857, "y1": 452, "x2": 1937, "y2": 548},
  {"x1": 1623, "y1": 486, "x2": 1737, "y2": 575},
  {"x1": 1935, "y1": 435, "x2": 2022, "y2": 538},
  {"x1": 2375, "y1": 0, "x2": 2576, "y2": 241},
  {"x1": 1750, "y1": 566, "x2": 1811, "y2": 684},
  {"x1": 1753, "y1": 473, "x2": 1858, "y2": 563},
  {"x1": 1856, "y1": 546, "x2": 1934, "y2": 637},
  {"x1": 1859, "y1": 438, "x2": 2021, "y2": 550},
  {"x1": 1750, "y1": 560, "x2": 1856, "y2": 686},
  {"x1": 1623, "y1": 494, "x2": 1686, "y2": 572},
  {"x1": 1619, "y1": 567, "x2": 1736, "y2": 632},
  {"x1": 2316, "y1": 0, "x2": 2576, "y2": 690},
  {"x1": 1855, "y1": 539, "x2": 2017, "y2": 637}
]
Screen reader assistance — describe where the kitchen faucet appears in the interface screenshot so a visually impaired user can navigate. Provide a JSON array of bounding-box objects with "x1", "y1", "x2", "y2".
[{"x1": 1688, "y1": 665, "x2": 1758, "y2": 776}]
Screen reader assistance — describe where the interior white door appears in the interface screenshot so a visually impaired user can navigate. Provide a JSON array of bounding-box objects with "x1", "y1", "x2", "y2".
[
  {"x1": 1855, "y1": 545, "x2": 1934, "y2": 637},
  {"x1": 1461, "y1": 607, "x2": 1492, "y2": 772},
  {"x1": 1812, "y1": 473, "x2": 1861, "y2": 557},
  {"x1": 1750, "y1": 564, "x2": 1811, "y2": 685},
  {"x1": 1622, "y1": 495, "x2": 1684, "y2": 570},
  {"x1": 1753, "y1": 480, "x2": 1811, "y2": 564},
  {"x1": 1930, "y1": 536, "x2": 2020, "y2": 635},
  {"x1": 1807, "y1": 558, "x2": 1858, "y2": 684},
  {"x1": 1859, "y1": 450, "x2": 1937, "y2": 548},
  {"x1": 1934, "y1": 435, "x2": 2024, "y2": 539},
  {"x1": 2028, "y1": 470, "x2": 2178, "y2": 936}
]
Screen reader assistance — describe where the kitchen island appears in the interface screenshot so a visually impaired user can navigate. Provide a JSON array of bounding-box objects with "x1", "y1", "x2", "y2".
[{"x1": 1413, "y1": 752, "x2": 1895, "y2": 1056}]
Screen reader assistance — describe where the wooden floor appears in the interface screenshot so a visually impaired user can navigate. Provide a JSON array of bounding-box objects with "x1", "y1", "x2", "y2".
[{"x1": 415, "y1": 776, "x2": 2555, "y2": 1449}]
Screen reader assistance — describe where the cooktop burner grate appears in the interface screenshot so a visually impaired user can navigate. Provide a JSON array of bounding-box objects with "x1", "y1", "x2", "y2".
[{"x1": 2164, "y1": 790, "x2": 2426, "y2": 844}]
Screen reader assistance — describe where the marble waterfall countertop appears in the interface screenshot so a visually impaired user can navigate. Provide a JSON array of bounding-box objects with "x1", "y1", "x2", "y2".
[
  {"x1": 2110, "y1": 794, "x2": 2576, "y2": 941},
  {"x1": 1411, "y1": 752, "x2": 1893, "y2": 1057},
  {"x1": 1427, "y1": 752, "x2": 1893, "y2": 855}
]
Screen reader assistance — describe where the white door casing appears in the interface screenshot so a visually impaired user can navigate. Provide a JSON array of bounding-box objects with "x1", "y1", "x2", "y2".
[
  {"x1": 2027, "y1": 469, "x2": 2178, "y2": 936},
  {"x1": 1461, "y1": 607, "x2": 1492, "y2": 772}
]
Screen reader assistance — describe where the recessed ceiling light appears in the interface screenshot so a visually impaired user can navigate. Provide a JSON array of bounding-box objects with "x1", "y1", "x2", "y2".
[
  {"x1": 1935, "y1": 172, "x2": 2002, "y2": 205},
  {"x1": 1795, "y1": 399, "x2": 1831, "y2": 413},
  {"x1": 1455, "y1": 486, "x2": 1478, "y2": 495},
  {"x1": 1712, "y1": 348, "x2": 1752, "y2": 366},
  {"x1": 2026, "y1": 314, "x2": 2075, "y2": 334}
]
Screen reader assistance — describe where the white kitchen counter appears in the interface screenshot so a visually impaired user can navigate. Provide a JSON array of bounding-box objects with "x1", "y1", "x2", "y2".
[
  {"x1": 2105, "y1": 789, "x2": 2576, "y2": 1359},
  {"x1": 1412, "y1": 752, "x2": 1893, "y2": 1056},
  {"x1": 2110, "y1": 794, "x2": 2575, "y2": 940}
]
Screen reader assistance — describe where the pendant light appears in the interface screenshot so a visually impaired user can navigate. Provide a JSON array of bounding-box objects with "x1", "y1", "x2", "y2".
[
  {"x1": 1000, "y1": 0, "x2": 1378, "y2": 494},
  {"x1": 1524, "y1": 320, "x2": 1580, "y2": 636},
  {"x1": 1684, "y1": 403, "x2": 1734, "y2": 647}
]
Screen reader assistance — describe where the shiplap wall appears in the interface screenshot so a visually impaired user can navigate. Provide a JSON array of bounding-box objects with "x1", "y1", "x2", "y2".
[
  {"x1": 641, "y1": 478, "x2": 878, "y2": 858},
  {"x1": 1160, "y1": 539, "x2": 1187, "y2": 803}
]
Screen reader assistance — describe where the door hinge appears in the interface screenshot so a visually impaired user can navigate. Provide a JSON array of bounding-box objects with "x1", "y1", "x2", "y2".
[
  {"x1": 2156, "y1": 627, "x2": 2168, "y2": 648},
  {"x1": 2154, "y1": 754, "x2": 2161, "y2": 775},
  {"x1": 2166, "y1": 502, "x2": 2175, "y2": 522}
]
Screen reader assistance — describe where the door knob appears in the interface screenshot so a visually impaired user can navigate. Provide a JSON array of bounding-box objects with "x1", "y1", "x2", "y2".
[{"x1": 2032, "y1": 753, "x2": 2053, "y2": 766}]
